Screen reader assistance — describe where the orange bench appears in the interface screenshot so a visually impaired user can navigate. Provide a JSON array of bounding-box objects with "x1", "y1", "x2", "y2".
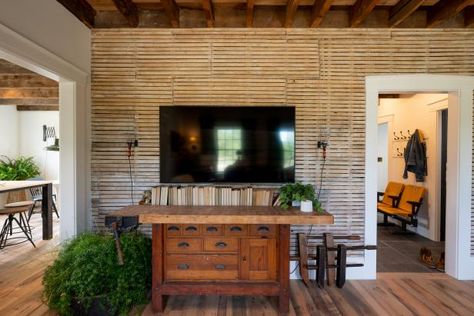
[{"x1": 377, "y1": 182, "x2": 425, "y2": 232}]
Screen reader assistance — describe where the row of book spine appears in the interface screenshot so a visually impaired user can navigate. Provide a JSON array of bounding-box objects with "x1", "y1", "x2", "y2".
[{"x1": 150, "y1": 186, "x2": 279, "y2": 206}]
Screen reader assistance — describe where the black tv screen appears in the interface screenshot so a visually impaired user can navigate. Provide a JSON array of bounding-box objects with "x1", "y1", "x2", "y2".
[{"x1": 160, "y1": 106, "x2": 295, "y2": 183}]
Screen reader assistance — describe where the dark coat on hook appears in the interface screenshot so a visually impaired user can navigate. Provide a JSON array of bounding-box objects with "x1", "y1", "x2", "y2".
[{"x1": 403, "y1": 129, "x2": 427, "y2": 182}]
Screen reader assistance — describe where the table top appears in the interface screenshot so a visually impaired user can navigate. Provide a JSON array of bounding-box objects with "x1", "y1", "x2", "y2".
[
  {"x1": 0, "y1": 181, "x2": 52, "y2": 193},
  {"x1": 112, "y1": 205, "x2": 334, "y2": 225}
]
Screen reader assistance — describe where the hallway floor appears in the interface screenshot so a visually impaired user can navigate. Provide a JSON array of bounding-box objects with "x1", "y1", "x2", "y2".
[{"x1": 377, "y1": 225, "x2": 445, "y2": 273}]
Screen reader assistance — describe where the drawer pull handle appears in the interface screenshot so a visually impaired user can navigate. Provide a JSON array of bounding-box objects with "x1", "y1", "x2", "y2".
[
  {"x1": 178, "y1": 242, "x2": 190, "y2": 248},
  {"x1": 207, "y1": 226, "x2": 218, "y2": 232},
  {"x1": 168, "y1": 226, "x2": 180, "y2": 231},
  {"x1": 215, "y1": 242, "x2": 227, "y2": 248},
  {"x1": 185, "y1": 226, "x2": 198, "y2": 231},
  {"x1": 230, "y1": 226, "x2": 242, "y2": 232},
  {"x1": 258, "y1": 226, "x2": 270, "y2": 232},
  {"x1": 177, "y1": 263, "x2": 189, "y2": 270},
  {"x1": 215, "y1": 264, "x2": 226, "y2": 270}
]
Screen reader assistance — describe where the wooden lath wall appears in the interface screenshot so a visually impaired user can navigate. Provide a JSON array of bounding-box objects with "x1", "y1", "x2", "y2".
[{"x1": 91, "y1": 28, "x2": 474, "y2": 256}]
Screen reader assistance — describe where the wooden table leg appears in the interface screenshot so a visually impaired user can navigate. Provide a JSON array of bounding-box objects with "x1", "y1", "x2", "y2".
[
  {"x1": 152, "y1": 224, "x2": 165, "y2": 312},
  {"x1": 41, "y1": 183, "x2": 53, "y2": 240},
  {"x1": 278, "y1": 224, "x2": 290, "y2": 314}
]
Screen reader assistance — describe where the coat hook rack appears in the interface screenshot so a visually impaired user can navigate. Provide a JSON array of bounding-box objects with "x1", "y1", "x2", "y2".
[
  {"x1": 396, "y1": 147, "x2": 403, "y2": 157},
  {"x1": 400, "y1": 131, "x2": 407, "y2": 140},
  {"x1": 393, "y1": 132, "x2": 400, "y2": 140},
  {"x1": 407, "y1": 129, "x2": 411, "y2": 137}
]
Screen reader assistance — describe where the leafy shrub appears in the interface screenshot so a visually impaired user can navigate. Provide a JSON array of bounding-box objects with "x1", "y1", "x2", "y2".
[
  {"x1": 43, "y1": 232, "x2": 151, "y2": 315},
  {"x1": 279, "y1": 182, "x2": 322, "y2": 212},
  {"x1": 0, "y1": 156, "x2": 40, "y2": 180}
]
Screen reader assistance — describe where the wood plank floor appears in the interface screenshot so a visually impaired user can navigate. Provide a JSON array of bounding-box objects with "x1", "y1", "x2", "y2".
[{"x1": 1, "y1": 219, "x2": 473, "y2": 316}]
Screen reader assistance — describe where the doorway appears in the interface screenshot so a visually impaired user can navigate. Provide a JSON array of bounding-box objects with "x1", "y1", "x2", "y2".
[{"x1": 439, "y1": 109, "x2": 448, "y2": 242}]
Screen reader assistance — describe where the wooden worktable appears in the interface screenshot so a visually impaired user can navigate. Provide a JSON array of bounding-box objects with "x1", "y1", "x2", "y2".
[{"x1": 111, "y1": 205, "x2": 333, "y2": 315}]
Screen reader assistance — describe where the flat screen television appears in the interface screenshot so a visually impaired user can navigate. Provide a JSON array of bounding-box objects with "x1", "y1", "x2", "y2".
[{"x1": 160, "y1": 106, "x2": 295, "y2": 183}]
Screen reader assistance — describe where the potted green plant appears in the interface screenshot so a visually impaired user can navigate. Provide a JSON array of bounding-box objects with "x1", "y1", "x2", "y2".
[
  {"x1": 0, "y1": 155, "x2": 41, "y2": 202},
  {"x1": 43, "y1": 231, "x2": 151, "y2": 316},
  {"x1": 279, "y1": 182, "x2": 322, "y2": 213}
]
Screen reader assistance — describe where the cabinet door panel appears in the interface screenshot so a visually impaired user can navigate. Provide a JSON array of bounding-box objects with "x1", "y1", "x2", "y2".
[{"x1": 240, "y1": 239, "x2": 277, "y2": 281}]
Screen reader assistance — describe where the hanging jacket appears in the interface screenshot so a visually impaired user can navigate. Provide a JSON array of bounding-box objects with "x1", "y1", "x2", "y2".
[{"x1": 403, "y1": 129, "x2": 427, "y2": 182}]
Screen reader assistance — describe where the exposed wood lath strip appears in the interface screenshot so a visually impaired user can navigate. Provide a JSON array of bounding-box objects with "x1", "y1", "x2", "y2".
[{"x1": 91, "y1": 29, "x2": 474, "y2": 257}]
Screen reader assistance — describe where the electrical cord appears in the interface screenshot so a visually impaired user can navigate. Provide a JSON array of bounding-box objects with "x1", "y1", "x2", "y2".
[{"x1": 290, "y1": 153, "x2": 327, "y2": 275}]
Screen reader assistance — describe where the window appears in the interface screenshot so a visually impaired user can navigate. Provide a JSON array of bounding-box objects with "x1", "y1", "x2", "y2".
[
  {"x1": 217, "y1": 128, "x2": 242, "y2": 172},
  {"x1": 279, "y1": 130, "x2": 294, "y2": 168}
]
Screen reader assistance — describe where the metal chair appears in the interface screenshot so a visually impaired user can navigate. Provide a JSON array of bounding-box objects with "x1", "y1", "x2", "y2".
[
  {"x1": 0, "y1": 201, "x2": 36, "y2": 249},
  {"x1": 28, "y1": 187, "x2": 59, "y2": 221}
]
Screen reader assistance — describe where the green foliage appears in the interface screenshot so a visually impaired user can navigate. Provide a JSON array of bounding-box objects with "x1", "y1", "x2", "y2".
[
  {"x1": 0, "y1": 156, "x2": 40, "y2": 180},
  {"x1": 279, "y1": 182, "x2": 323, "y2": 212},
  {"x1": 43, "y1": 232, "x2": 152, "y2": 316}
]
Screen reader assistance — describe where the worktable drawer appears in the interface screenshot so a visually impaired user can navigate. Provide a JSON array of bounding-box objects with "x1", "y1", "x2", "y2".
[
  {"x1": 249, "y1": 224, "x2": 277, "y2": 237},
  {"x1": 181, "y1": 224, "x2": 201, "y2": 236},
  {"x1": 165, "y1": 254, "x2": 239, "y2": 280},
  {"x1": 224, "y1": 224, "x2": 248, "y2": 236},
  {"x1": 203, "y1": 238, "x2": 239, "y2": 253},
  {"x1": 203, "y1": 224, "x2": 223, "y2": 236},
  {"x1": 166, "y1": 238, "x2": 202, "y2": 253},
  {"x1": 165, "y1": 224, "x2": 182, "y2": 237}
]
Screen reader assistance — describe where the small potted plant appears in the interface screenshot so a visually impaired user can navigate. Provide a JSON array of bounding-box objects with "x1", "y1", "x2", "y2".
[
  {"x1": 279, "y1": 182, "x2": 322, "y2": 213},
  {"x1": 0, "y1": 155, "x2": 40, "y2": 202}
]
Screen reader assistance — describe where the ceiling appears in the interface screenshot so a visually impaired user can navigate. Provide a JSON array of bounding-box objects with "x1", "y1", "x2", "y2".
[
  {"x1": 57, "y1": 0, "x2": 474, "y2": 28},
  {"x1": 0, "y1": 59, "x2": 59, "y2": 111}
]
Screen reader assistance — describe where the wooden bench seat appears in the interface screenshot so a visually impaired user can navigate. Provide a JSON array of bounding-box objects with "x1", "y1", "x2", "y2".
[{"x1": 377, "y1": 183, "x2": 425, "y2": 233}]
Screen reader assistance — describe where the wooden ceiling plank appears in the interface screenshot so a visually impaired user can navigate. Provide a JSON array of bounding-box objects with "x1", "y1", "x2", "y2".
[
  {"x1": 350, "y1": 0, "x2": 380, "y2": 27},
  {"x1": 464, "y1": 6, "x2": 474, "y2": 26},
  {"x1": 0, "y1": 74, "x2": 57, "y2": 88},
  {"x1": 310, "y1": 0, "x2": 335, "y2": 28},
  {"x1": 285, "y1": 0, "x2": 301, "y2": 27},
  {"x1": 161, "y1": 0, "x2": 180, "y2": 27},
  {"x1": 247, "y1": 0, "x2": 255, "y2": 27},
  {"x1": 389, "y1": 0, "x2": 425, "y2": 27},
  {"x1": 427, "y1": 0, "x2": 474, "y2": 28},
  {"x1": 0, "y1": 87, "x2": 58, "y2": 99},
  {"x1": 17, "y1": 105, "x2": 59, "y2": 112},
  {"x1": 57, "y1": 0, "x2": 96, "y2": 28},
  {"x1": 111, "y1": 0, "x2": 139, "y2": 27},
  {"x1": 203, "y1": 0, "x2": 215, "y2": 27},
  {"x1": 0, "y1": 98, "x2": 59, "y2": 106}
]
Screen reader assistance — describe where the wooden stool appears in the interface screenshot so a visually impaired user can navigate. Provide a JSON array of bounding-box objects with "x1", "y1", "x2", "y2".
[{"x1": 0, "y1": 201, "x2": 36, "y2": 249}]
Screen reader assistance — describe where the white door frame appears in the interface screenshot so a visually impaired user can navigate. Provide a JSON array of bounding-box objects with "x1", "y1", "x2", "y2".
[
  {"x1": 0, "y1": 23, "x2": 90, "y2": 240},
  {"x1": 364, "y1": 74, "x2": 474, "y2": 280}
]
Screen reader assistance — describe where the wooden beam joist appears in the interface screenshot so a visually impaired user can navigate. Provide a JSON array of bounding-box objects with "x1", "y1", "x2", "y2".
[
  {"x1": 0, "y1": 74, "x2": 57, "y2": 88},
  {"x1": 0, "y1": 98, "x2": 59, "y2": 106},
  {"x1": 57, "y1": 0, "x2": 96, "y2": 28},
  {"x1": 310, "y1": 0, "x2": 335, "y2": 28},
  {"x1": 111, "y1": 0, "x2": 139, "y2": 27},
  {"x1": 0, "y1": 88, "x2": 58, "y2": 99},
  {"x1": 389, "y1": 0, "x2": 425, "y2": 27},
  {"x1": 161, "y1": 0, "x2": 180, "y2": 28},
  {"x1": 203, "y1": 0, "x2": 215, "y2": 27},
  {"x1": 247, "y1": 0, "x2": 255, "y2": 27},
  {"x1": 427, "y1": 0, "x2": 474, "y2": 28},
  {"x1": 350, "y1": 0, "x2": 380, "y2": 27},
  {"x1": 16, "y1": 105, "x2": 59, "y2": 111},
  {"x1": 464, "y1": 6, "x2": 474, "y2": 26},
  {"x1": 285, "y1": 0, "x2": 301, "y2": 28}
]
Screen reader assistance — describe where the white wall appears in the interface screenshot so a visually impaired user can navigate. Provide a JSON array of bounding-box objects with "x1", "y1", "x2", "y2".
[
  {"x1": 0, "y1": 105, "x2": 19, "y2": 158},
  {"x1": 0, "y1": 0, "x2": 91, "y2": 239},
  {"x1": 378, "y1": 93, "x2": 447, "y2": 241}
]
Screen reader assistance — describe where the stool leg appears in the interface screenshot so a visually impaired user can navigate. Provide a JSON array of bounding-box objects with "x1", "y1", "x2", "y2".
[
  {"x1": 53, "y1": 201, "x2": 60, "y2": 219},
  {"x1": 316, "y1": 245, "x2": 326, "y2": 288},
  {"x1": 12, "y1": 213, "x2": 36, "y2": 248},
  {"x1": 0, "y1": 218, "x2": 10, "y2": 249},
  {"x1": 336, "y1": 244, "x2": 347, "y2": 288}
]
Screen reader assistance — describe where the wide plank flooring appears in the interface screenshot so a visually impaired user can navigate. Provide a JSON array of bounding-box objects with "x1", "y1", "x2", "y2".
[{"x1": 1, "y1": 220, "x2": 473, "y2": 316}]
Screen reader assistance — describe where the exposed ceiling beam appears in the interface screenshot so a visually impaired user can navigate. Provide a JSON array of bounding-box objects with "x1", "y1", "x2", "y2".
[
  {"x1": 57, "y1": 0, "x2": 96, "y2": 28},
  {"x1": 17, "y1": 105, "x2": 59, "y2": 111},
  {"x1": 350, "y1": 0, "x2": 380, "y2": 27},
  {"x1": 161, "y1": 0, "x2": 180, "y2": 28},
  {"x1": 111, "y1": 0, "x2": 139, "y2": 27},
  {"x1": 310, "y1": 0, "x2": 335, "y2": 28},
  {"x1": 247, "y1": 0, "x2": 255, "y2": 27},
  {"x1": 285, "y1": 0, "x2": 301, "y2": 27},
  {"x1": 427, "y1": 0, "x2": 474, "y2": 28},
  {"x1": 0, "y1": 88, "x2": 58, "y2": 99},
  {"x1": 203, "y1": 0, "x2": 215, "y2": 27},
  {"x1": 0, "y1": 98, "x2": 59, "y2": 106},
  {"x1": 389, "y1": 0, "x2": 425, "y2": 27},
  {"x1": 0, "y1": 74, "x2": 57, "y2": 88},
  {"x1": 465, "y1": 6, "x2": 474, "y2": 26}
]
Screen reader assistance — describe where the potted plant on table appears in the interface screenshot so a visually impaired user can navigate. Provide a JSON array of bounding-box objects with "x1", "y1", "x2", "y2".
[
  {"x1": 43, "y1": 231, "x2": 151, "y2": 316},
  {"x1": 279, "y1": 182, "x2": 322, "y2": 213},
  {"x1": 0, "y1": 155, "x2": 40, "y2": 202}
]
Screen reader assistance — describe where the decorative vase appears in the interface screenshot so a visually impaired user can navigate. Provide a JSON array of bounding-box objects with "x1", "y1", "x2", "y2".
[
  {"x1": 300, "y1": 200, "x2": 313, "y2": 213},
  {"x1": 292, "y1": 201, "x2": 301, "y2": 207}
]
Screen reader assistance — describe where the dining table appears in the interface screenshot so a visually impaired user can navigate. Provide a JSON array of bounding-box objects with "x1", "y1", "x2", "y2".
[{"x1": 0, "y1": 180, "x2": 54, "y2": 240}]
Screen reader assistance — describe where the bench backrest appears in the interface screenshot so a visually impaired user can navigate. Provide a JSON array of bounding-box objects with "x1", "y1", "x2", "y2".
[
  {"x1": 382, "y1": 182, "x2": 404, "y2": 206},
  {"x1": 398, "y1": 185, "x2": 425, "y2": 213}
]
